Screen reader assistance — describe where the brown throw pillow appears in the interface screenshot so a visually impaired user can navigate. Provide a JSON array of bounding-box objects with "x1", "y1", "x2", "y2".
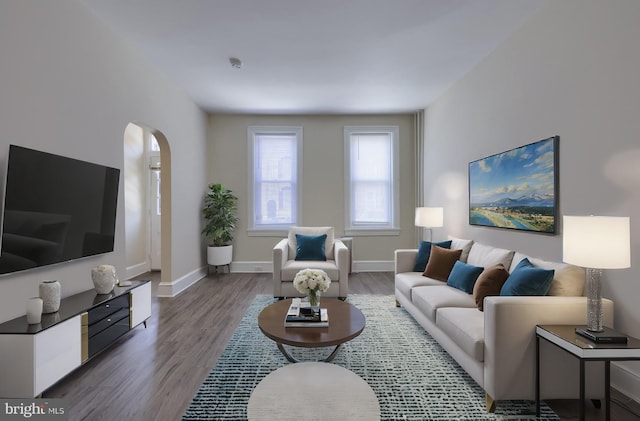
[
  {"x1": 472, "y1": 263, "x2": 510, "y2": 311},
  {"x1": 423, "y1": 245, "x2": 462, "y2": 282}
]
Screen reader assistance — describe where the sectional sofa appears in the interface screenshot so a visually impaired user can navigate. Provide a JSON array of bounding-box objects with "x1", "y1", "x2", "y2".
[{"x1": 395, "y1": 237, "x2": 612, "y2": 411}]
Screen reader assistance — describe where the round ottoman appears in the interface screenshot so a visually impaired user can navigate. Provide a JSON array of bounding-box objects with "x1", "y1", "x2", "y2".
[{"x1": 248, "y1": 362, "x2": 380, "y2": 421}]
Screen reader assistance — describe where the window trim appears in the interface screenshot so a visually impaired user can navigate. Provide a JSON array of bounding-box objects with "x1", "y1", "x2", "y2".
[
  {"x1": 247, "y1": 126, "x2": 303, "y2": 236},
  {"x1": 343, "y1": 126, "x2": 400, "y2": 236}
]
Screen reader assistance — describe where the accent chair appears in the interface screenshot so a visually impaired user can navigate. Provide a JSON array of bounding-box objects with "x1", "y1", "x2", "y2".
[{"x1": 272, "y1": 226, "x2": 349, "y2": 299}]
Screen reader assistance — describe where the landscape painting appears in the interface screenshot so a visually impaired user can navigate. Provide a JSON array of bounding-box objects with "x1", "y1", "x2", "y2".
[{"x1": 468, "y1": 136, "x2": 558, "y2": 234}]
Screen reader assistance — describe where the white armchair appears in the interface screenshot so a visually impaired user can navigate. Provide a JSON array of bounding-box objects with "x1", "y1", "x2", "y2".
[{"x1": 272, "y1": 226, "x2": 349, "y2": 299}]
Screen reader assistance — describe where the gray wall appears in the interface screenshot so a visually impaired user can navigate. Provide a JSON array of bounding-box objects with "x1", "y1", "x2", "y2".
[
  {"x1": 423, "y1": 0, "x2": 640, "y2": 399},
  {"x1": 208, "y1": 114, "x2": 417, "y2": 270},
  {"x1": 0, "y1": 0, "x2": 208, "y2": 321}
]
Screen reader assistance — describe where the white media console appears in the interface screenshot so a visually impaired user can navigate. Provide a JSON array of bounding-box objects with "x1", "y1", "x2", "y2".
[{"x1": 0, "y1": 280, "x2": 151, "y2": 398}]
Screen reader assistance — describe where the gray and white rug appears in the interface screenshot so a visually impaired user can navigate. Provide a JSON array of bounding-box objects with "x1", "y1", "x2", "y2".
[{"x1": 183, "y1": 295, "x2": 559, "y2": 420}]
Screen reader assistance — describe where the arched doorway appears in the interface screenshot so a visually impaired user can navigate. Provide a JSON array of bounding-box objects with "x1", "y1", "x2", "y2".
[{"x1": 123, "y1": 123, "x2": 172, "y2": 285}]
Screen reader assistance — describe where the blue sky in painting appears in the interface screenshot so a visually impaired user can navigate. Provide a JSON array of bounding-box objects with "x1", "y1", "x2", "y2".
[{"x1": 469, "y1": 138, "x2": 555, "y2": 205}]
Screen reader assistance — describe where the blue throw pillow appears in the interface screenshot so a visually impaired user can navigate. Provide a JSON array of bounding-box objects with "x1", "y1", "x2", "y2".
[
  {"x1": 447, "y1": 261, "x2": 484, "y2": 294},
  {"x1": 413, "y1": 240, "x2": 452, "y2": 272},
  {"x1": 295, "y1": 234, "x2": 327, "y2": 261},
  {"x1": 500, "y1": 258, "x2": 555, "y2": 296}
]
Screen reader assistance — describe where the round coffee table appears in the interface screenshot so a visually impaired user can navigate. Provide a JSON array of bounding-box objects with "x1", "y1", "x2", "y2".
[
  {"x1": 258, "y1": 298, "x2": 365, "y2": 362},
  {"x1": 247, "y1": 362, "x2": 380, "y2": 421}
]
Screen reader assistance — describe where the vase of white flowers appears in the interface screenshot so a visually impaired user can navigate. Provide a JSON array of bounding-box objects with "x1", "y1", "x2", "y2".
[{"x1": 293, "y1": 268, "x2": 331, "y2": 307}]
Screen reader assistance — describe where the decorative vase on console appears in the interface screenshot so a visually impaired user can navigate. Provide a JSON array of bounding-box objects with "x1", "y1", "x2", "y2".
[
  {"x1": 39, "y1": 280, "x2": 61, "y2": 313},
  {"x1": 91, "y1": 265, "x2": 117, "y2": 294},
  {"x1": 26, "y1": 297, "x2": 43, "y2": 324}
]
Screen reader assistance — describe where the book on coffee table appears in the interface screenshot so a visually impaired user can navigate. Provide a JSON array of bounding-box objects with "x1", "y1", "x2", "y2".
[{"x1": 284, "y1": 302, "x2": 329, "y2": 327}]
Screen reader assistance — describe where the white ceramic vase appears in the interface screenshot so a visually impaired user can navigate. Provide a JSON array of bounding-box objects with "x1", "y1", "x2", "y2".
[
  {"x1": 91, "y1": 265, "x2": 117, "y2": 294},
  {"x1": 26, "y1": 297, "x2": 43, "y2": 324},
  {"x1": 39, "y1": 280, "x2": 61, "y2": 313}
]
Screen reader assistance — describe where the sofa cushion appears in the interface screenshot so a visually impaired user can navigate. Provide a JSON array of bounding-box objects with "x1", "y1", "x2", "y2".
[
  {"x1": 448, "y1": 236, "x2": 474, "y2": 263},
  {"x1": 423, "y1": 246, "x2": 463, "y2": 282},
  {"x1": 395, "y1": 272, "x2": 444, "y2": 300},
  {"x1": 281, "y1": 260, "x2": 339, "y2": 281},
  {"x1": 472, "y1": 263, "x2": 510, "y2": 311},
  {"x1": 411, "y1": 285, "x2": 476, "y2": 322},
  {"x1": 501, "y1": 258, "x2": 554, "y2": 296},
  {"x1": 436, "y1": 307, "x2": 485, "y2": 362},
  {"x1": 511, "y1": 252, "x2": 585, "y2": 296},
  {"x1": 295, "y1": 233, "x2": 327, "y2": 261},
  {"x1": 288, "y1": 227, "x2": 334, "y2": 259},
  {"x1": 413, "y1": 240, "x2": 452, "y2": 272},
  {"x1": 447, "y1": 261, "x2": 484, "y2": 294},
  {"x1": 467, "y1": 242, "x2": 514, "y2": 269}
]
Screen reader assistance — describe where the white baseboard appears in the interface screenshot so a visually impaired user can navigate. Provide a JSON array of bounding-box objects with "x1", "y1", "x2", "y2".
[
  {"x1": 230, "y1": 261, "x2": 273, "y2": 273},
  {"x1": 228, "y1": 260, "x2": 394, "y2": 273},
  {"x1": 125, "y1": 261, "x2": 149, "y2": 280},
  {"x1": 156, "y1": 266, "x2": 208, "y2": 297},
  {"x1": 155, "y1": 260, "x2": 395, "y2": 297},
  {"x1": 352, "y1": 260, "x2": 394, "y2": 272},
  {"x1": 612, "y1": 362, "x2": 640, "y2": 404}
]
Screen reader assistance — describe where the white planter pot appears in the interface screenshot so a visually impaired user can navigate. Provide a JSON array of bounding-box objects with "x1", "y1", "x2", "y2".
[{"x1": 207, "y1": 245, "x2": 233, "y2": 266}]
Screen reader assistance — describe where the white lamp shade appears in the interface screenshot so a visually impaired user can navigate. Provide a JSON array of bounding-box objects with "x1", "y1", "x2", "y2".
[
  {"x1": 415, "y1": 207, "x2": 443, "y2": 228},
  {"x1": 563, "y1": 215, "x2": 631, "y2": 269}
]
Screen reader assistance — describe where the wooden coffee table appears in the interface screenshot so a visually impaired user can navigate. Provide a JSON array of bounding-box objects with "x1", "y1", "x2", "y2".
[{"x1": 258, "y1": 298, "x2": 366, "y2": 363}]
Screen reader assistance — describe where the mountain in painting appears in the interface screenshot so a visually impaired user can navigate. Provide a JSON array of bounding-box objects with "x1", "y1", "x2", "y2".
[{"x1": 478, "y1": 194, "x2": 554, "y2": 208}]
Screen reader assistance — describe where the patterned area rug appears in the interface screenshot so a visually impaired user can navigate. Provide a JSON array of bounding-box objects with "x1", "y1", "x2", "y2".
[{"x1": 183, "y1": 295, "x2": 559, "y2": 420}]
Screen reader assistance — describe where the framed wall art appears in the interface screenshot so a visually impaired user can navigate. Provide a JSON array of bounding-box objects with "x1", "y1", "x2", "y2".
[{"x1": 468, "y1": 136, "x2": 559, "y2": 234}]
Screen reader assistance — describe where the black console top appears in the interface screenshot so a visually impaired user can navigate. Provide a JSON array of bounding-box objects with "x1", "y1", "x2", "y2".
[{"x1": 0, "y1": 280, "x2": 150, "y2": 335}]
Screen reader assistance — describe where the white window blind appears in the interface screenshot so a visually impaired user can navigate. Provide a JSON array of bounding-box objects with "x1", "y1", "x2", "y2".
[
  {"x1": 344, "y1": 126, "x2": 399, "y2": 235},
  {"x1": 248, "y1": 126, "x2": 302, "y2": 234}
]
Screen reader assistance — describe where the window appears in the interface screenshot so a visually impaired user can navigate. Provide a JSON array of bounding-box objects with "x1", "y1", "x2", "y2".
[
  {"x1": 344, "y1": 126, "x2": 399, "y2": 235},
  {"x1": 248, "y1": 126, "x2": 302, "y2": 235}
]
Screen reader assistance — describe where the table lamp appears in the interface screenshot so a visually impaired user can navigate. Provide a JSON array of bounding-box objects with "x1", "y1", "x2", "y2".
[
  {"x1": 562, "y1": 215, "x2": 630, "y2": 334},
  {"x1": 415, "y1": 207, "x2": 443, "y2": 242}
]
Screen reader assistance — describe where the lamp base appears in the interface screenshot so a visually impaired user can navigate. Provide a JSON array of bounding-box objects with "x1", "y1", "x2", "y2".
[
  {"x1": 585, "y1": 267, "x2": 604, "y2": 332},
  {"x1": 575, "y1": 327, "x2": 628, "y2": 344}
]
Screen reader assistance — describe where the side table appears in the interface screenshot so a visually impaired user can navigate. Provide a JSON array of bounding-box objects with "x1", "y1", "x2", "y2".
[{"x1": 536, "y1": 325, "x2": 640, "y2": 421}]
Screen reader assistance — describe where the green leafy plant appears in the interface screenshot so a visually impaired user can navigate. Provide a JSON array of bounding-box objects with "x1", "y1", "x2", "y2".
[{"x1": 201, "y1": 183, "x2": 239, "y2": 247}]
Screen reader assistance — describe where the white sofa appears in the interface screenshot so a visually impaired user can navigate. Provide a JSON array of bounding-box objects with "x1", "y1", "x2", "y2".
[{"x1": 395, "y1": 237, "x2": 613, "y2": 412}]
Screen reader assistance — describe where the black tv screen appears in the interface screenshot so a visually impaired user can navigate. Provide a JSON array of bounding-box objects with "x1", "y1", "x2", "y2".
[{"x1": 0, "y1": 145, "x2": 120, "y2": 275}]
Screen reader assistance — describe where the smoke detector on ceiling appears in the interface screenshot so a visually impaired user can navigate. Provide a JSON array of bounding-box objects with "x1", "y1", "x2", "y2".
[{"x1": 229, "y1": 57, "x2": 242, "y2": 69}]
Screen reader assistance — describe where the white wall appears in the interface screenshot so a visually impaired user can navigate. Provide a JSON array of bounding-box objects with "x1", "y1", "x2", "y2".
[
  {"x1": 208, "y1": 113, "x2": 417, "y2": 271},
  {"x1": 123, "y1": 123, "x2": 148, "y2": 277},
  {"x1": 0, "y1": 0, "x2": 208, "y2": 321},
  {"x1": 423, "y1": 0, "x2": 640, "y2": 399}
]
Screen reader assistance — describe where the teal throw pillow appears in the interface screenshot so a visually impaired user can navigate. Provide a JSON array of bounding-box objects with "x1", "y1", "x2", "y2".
[
  {"x1": 500, "y1": 258, "x2": 555, "y2": 296},
  {"x1": 447, "y1": 261, "x2": 484, "y2": 294},
  {"x1": 295, "y1": 234, "x2": 327, "y2": 261},
  {"x1": 413, "y1": 240, "x2": 452, "y2": 272}
]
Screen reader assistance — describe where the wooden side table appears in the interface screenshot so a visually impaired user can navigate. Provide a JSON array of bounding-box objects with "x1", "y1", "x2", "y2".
[{"x1": 536, "y1": 325, "x2": 640, "y2": 421}]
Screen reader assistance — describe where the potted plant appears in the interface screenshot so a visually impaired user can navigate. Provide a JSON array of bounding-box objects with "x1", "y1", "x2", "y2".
[{"x1": 202, "y1": 183, "x2": 238, "y2": 267}]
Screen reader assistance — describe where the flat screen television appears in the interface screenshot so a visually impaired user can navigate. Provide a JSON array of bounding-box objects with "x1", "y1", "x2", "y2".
[{"x1": 0, "y1": 145, "x2": 120, "y2": 275}]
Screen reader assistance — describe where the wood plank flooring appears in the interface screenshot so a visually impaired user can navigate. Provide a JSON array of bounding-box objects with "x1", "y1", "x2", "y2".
[{"x1": 43, "y1": 271, "x2": 640, "y2": 421}]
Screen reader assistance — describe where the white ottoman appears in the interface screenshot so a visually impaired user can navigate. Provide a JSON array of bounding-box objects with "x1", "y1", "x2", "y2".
[{"x1": 248, "y1": 362, "x2": 380, "y2": 421}]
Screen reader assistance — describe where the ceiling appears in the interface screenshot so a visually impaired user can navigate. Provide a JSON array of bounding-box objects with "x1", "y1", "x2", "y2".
[{"x1": 79, "y1": 0, "x2": 547, "y2": 114}]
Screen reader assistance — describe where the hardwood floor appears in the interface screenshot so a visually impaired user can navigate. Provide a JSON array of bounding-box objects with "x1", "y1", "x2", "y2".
[{"x1": 44, "y1": 271, "x2": 640, "y2": 421}]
